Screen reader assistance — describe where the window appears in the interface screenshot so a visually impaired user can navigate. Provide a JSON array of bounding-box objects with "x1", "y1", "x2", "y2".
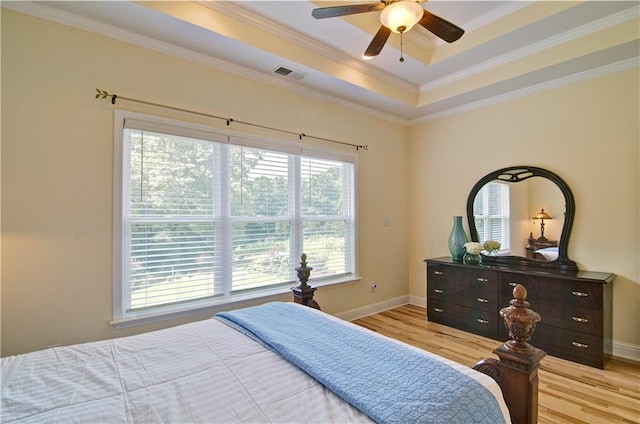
[
  {"x1": 473, "y1": 182, "x2": 510, "y2": 251},
  {"x1": 114, "y1": 112, "x2": 356, "y2": 324}
]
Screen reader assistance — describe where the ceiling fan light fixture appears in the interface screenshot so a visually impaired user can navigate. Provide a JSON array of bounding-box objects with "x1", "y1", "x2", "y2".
[{"x1": 380, "y1": 1, "x2": 424, "y2": 33}]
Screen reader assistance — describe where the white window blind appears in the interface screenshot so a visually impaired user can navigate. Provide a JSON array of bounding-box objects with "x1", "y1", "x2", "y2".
[
  {"x1": 115, "y1": 112, "x2": 356, "y2": 321},
  {"x1": 473, "y1": 182, "x2": 510, "y2": 250}
]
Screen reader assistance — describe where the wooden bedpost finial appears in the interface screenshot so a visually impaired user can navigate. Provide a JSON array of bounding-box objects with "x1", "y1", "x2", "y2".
[
  {"x1": 291, "y1": 253, "x2": 321, "y2": 310},
  {"x1": 500, "y1": 284, "x2": 541, "y2": 355},
  {"x1": 295, "y1": 253, "x2": 312, "y2": 289}
]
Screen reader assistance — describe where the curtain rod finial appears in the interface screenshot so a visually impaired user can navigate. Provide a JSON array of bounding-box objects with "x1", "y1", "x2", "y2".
[{"x1": 95, "y1": 88, "x2": 116, "y2": 104}]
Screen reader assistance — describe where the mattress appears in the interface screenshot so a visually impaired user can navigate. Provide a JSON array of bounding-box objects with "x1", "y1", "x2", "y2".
[{"x1": 1, "y1": 304, "x2": 510, "y2": 423}]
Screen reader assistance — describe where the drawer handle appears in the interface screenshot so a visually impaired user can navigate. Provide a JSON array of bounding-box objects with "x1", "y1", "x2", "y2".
[
  {"x1": 572, "y1": 316, "x2": 589, "y2": 323},
  {"x1": 433, "y1": 271, "x2": 444, "y2": 275},
  {"x1": 476, "y1": 298, "x2": 489, "y2": 303},
  {"x1": 572, "y1": 291, "x2": 589, "y2": 297},
  {"x1": 433, "y1": 289, "x2": 444, "y2": 294},
  {"x1": 476, "y1": 318, "x2": 489, "y2": 324},
  {"x1": 571, "y1": 341, "x2": 589, "y2": 349},
  {"x1": 433, "y1": 308, "x2": 444, "y2": 313},
  {"x1": 509, "y1": 282, "x2": 518, "y2": 287},
  {"x1": 476, "y1": 277, "x2": 489, "y2": 282}
]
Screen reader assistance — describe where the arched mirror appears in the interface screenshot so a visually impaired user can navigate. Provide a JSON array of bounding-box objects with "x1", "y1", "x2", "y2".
[{"x1": 466, "y1": 166, "x2": 578, "y2": 271}]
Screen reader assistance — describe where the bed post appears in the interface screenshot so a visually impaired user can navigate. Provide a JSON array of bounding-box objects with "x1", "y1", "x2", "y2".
[
  {"x1": 473, "y1": 284, "x2": 546, "y2": 424},
  {"x1": 291, "y1": 253, "x2": 321, "y2": 310}
]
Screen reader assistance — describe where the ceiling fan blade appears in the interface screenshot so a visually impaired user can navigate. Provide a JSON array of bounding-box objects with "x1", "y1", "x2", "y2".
[
  {"x1": 418, "y1": 10, "x2": 465, "y2": 43},
  {"x1": 363, "y1": 25, "x2": 392, "y2": 58},
  {"x1": 312, "y1": 3, "x2": 385, "y2": 19}
]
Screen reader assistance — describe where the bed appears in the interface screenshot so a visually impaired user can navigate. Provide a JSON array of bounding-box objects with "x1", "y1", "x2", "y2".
[
  {"x1": 534, "y1": 246, "x2": 559, "y2": 261},
  {"x1": 1, "y1": 287, "x2": 544, "y2": 424}
]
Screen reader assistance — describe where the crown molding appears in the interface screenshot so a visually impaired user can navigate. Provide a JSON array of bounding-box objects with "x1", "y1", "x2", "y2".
[
  {"x1": 421, "y1": 4, "x2": 640, "y2": 93},
  {"x1": 3, "y1": 1, "x2": 409, "y2": 125},
  {"x1": 413, "y1": 57, "x2": 639, "y2": 124},
  {"x1": 463, "y1": 1, "x2": 533, "y2": 33},
  {"x1": 5, "y1": 1, "x2": 635, "y2": 126},
  {"x1": 196, "y1": 1, "x2": 417, "y2": 93},
  {"x1": 406, "y1": 1, "x2": 531, "y2": 51}
]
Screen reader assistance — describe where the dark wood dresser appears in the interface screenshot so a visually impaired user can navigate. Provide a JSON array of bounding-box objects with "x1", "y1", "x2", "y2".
[{"x1": 425, "y1": 257, "x2": 615, "y2": 369}]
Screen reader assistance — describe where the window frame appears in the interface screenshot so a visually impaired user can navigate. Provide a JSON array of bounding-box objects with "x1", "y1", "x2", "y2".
[
  {"x1": 472, "y1": 181, "x2": 510, "y2": 253},
  {"x1": 112, "y1": 110, "x2": 359, "y2": 328}
]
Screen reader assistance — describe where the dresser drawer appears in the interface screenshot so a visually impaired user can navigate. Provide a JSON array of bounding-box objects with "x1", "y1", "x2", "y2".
[
  {"x1": 532, "y1": 323, "x2": 607, "y2": 369},
  {"x1": 499, "y1": 273, "x2": 602, "y2": 310},
  {"x1": 454, "y1": 289, "x2": 497, "y2": 313},
  {"x1": 426, "y1": 264, "x2": 452, "y2": 301},
  {"x1": 426, "y1": 264, "x2": 455, "y2": 286},
  {"x1": 426, "y1": 299, "x2": 456, "y2": 327},
  {"x1": 538, "y1": 303, "x2": 603, "y2": 336},
  {"x1": 427, "y1": 300, "x2": 498, "y2": 338},
  {"x1": 426, "y1": 270, "x2": 450, "y2": 302},
  {"x1": 452, "y1": 268, "x2": 497, "y2": 312},
  {"x1": 455, "y1": 304, "x2": 498, "y2": 338}
]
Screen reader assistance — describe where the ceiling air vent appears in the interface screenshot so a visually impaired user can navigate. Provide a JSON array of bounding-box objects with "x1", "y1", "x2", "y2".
[{"x1": 273, "y1": 66, "x2": 307, "y2": 81}]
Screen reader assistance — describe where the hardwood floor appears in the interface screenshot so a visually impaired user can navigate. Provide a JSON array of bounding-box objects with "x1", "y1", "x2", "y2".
[{"x1": 352, "y1": 304, "x2": 640, "y2": 424}]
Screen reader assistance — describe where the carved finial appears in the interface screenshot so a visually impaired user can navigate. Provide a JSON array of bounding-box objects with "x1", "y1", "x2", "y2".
[
  {"x1": 513, "y1": 284, "x2": 527, "y2": 302},
  {"x1": 500, "y1": 284, "x2": 541, "y2": 354},
  {"x1": 295, "y1": 253, "x2": 312, "y2": 289}
]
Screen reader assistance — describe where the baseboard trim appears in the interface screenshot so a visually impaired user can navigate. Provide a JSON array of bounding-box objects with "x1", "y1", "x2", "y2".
[
  {"x1": 612, "y1": 340, "x2": 640, "y2": 364},
  {"x1": 336, "y1": 295, "x2": 410, "y2": 322},
  {"x1": 409, "y1": 295, "x2": 426, "y2": 308}
]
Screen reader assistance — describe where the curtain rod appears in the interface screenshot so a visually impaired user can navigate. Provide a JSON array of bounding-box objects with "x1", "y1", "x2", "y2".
[{"x1": 95, "y1": 89, "x2": 368, "y2": 151}]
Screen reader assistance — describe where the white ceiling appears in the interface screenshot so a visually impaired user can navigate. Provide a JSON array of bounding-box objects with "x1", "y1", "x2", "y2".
[{"x1": 6, "y1": 1, "x2": 639, "y2": 123}]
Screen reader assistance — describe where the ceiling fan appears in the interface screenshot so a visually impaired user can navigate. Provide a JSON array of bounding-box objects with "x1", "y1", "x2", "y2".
[{"x1": 311, "y1": 0, "x2": 464, "y2": 61}]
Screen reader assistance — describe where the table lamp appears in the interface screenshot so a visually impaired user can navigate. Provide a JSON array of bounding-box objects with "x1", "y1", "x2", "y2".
[{"x1": 533, "y1": 208, "x2": 552, "y2": 241}]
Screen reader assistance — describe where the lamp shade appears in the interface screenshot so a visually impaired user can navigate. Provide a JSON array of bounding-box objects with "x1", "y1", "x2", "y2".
[
  {"x1": 533, "y1": 209, "x2": 553, "y2": 220},
  {"x1": 380, "y1": 0, "x2": 424, "y2": 33}
]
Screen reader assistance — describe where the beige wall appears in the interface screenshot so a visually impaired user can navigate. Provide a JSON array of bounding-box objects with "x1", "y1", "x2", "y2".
[
  {"x1": 2, "y1": 9, "x2": 639, "y2": 359},
  {"x1": 1, "y1": 11, "x2": 409, "y2": 356},
  {"x1": 407, "y1": 68, "x2": 640, "y2": 352}
]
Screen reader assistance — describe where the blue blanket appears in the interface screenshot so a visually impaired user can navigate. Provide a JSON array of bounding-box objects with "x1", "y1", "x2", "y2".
[{"x1": 215, "y1": 302, "x2": 506, "y2": 424}]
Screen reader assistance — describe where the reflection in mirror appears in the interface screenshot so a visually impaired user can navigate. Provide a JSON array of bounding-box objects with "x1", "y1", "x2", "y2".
[
  {"x1": 475, "y1": 177, "x2": 564, "y2": 257},
  {"x1": 467, "y1": 166, "x2": 578, "y2": 271}
]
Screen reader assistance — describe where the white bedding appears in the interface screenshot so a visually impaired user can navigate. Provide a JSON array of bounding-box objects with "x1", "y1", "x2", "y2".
[
  {"x1": 1, "y1": 305, "x2": 510, "y2": 423},
  {"x1": 535, "y1": 246, "x2": 559, "y2": 261}
]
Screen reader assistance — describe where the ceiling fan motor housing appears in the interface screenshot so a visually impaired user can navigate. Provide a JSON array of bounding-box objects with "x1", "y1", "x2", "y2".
[
  {"x1": 311, "y1": 0, "x2": 464, "y2": 59},
  {"x1": 380, "y1": 1, "x2": 424, "y2": 33}
]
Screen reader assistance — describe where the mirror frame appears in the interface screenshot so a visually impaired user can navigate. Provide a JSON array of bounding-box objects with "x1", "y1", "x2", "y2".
[{"x1": 466, "y1": 166, "x2": 578, "y2": 272}]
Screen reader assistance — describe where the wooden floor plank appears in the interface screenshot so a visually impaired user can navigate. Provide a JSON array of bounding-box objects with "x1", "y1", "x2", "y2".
[{"x1": 352, "y1": 305, "x2": 640, "y2": 424}]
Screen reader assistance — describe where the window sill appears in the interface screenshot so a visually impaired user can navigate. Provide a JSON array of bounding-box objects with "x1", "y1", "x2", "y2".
[{"x1": 111, "y1": 275, "x2": 361, "y2": 329}]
